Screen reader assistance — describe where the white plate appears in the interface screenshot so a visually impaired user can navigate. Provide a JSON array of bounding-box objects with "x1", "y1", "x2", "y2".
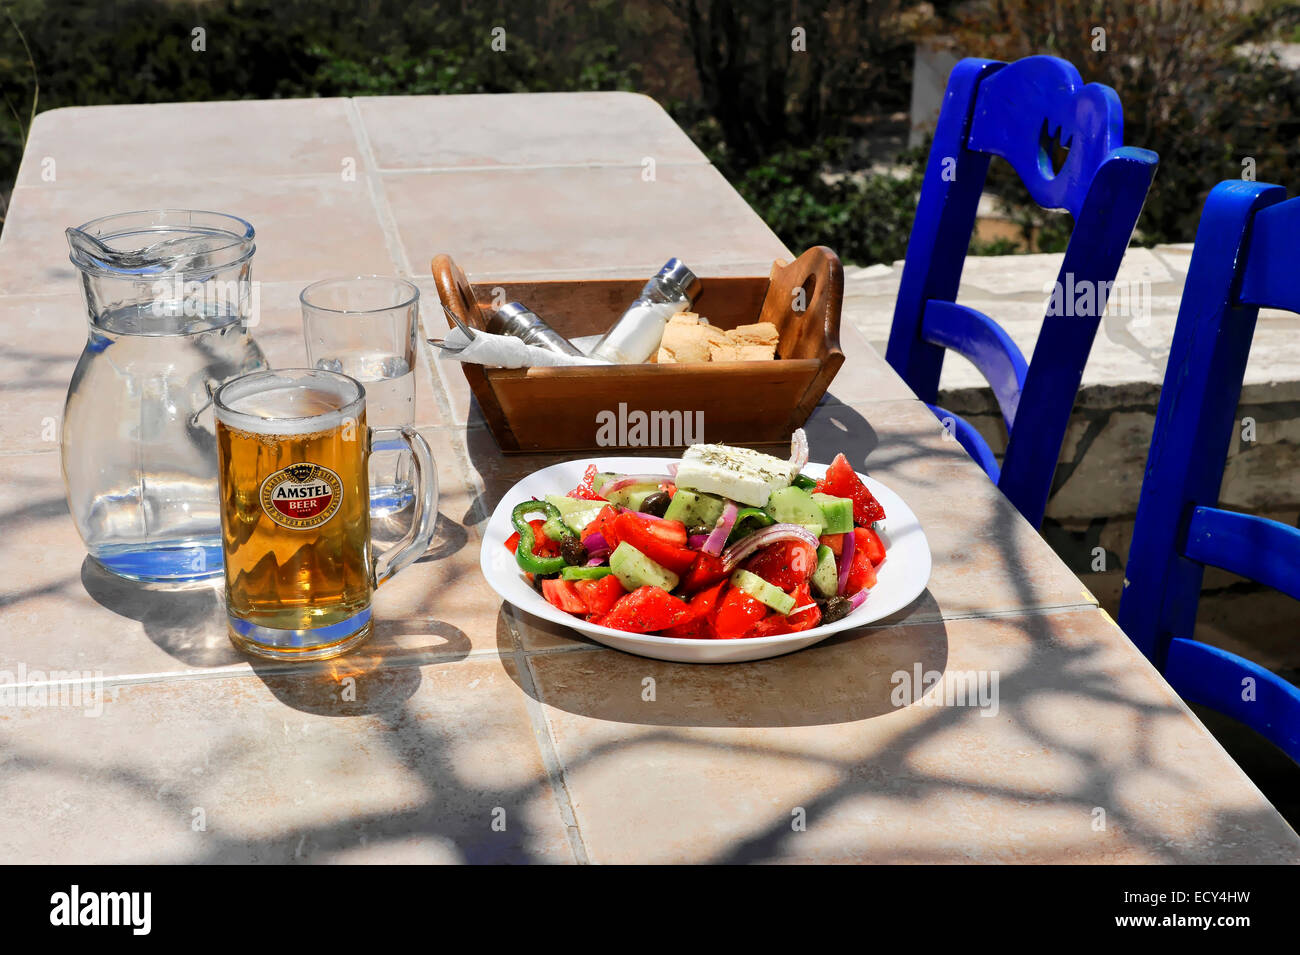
[{"x1": 480, "y1": 457, "x2": 932, "y2": 663}]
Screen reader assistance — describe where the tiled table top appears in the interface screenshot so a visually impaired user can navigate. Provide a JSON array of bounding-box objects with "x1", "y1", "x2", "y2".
[{"x1": 0, "y1": 93, "x2": 1294, "y2": 864}]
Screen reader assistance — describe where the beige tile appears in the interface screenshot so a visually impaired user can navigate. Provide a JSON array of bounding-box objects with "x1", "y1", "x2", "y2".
[
  {"x1": 525, "y1": 609, "x2": 1300, "y2": 864},
  {"x1": 0, "y1": 292, "x2": 86, "y2": 452},
  {"x1": 383, "y1": 163, "x2": 789, "y2": 279},
  {"x1": 357, "y1": 91, "x2": 708, "y2": 170},
  {"x1": 0, "y1": 175, "x2": 397, "y2": 295},
  {"x1": 0, "y1": 655, "x2": 574, "y2": 863},
  {"x1": 18, "y1": 99, "x2": 364, "y2": 187},
  {"x1": 0, "y1": 429, "x2": 501, "y2": 678}
]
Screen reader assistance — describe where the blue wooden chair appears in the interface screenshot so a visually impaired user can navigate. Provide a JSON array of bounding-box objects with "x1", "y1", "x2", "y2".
[
  {"x1": 886, "y1": 55, "x2": 1158, "y2": 528},
  {"x1": 1119, "y1": 180, "x2": 1300, "y2": 763}
]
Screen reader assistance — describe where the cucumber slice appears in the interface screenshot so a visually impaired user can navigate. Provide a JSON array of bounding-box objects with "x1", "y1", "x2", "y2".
[
  {"x1": 609, "y1": 541, "x2": 679, "y2": 592},
  {"x1": 663, "y1": 488, "x2": 725, "y2": 528},
  {"x1": 810, "y1": 545, "x2": 839, "y2": 598},
  {"x1": 730, "y1": 569, "x2": 796, "y2": 615},
  {"x1": 543, "y1": 493, "x2": 593, "y2": 516},
  {"x1": 812, "y1": 493, "x2": 854, "y2": 535},
  {"x1": 604, "y1": 483, "x2": 660, "y2": 510},
  {"x1": 560, "y1": 565, "x2": 614, "y2": 580},
  {"x1": 764, "y1": 486, "x2": 824, "y2": 537}
]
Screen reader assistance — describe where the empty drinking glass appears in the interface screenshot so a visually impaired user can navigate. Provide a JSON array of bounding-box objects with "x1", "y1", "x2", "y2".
[{"x1": 300, "y1": 277, "x2": 420, "y2": 517}]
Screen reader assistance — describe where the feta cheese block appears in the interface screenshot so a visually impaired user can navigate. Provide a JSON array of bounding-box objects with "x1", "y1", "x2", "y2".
[{"x1": 674, "y1": 443, "x2": 799, "y2": 507}]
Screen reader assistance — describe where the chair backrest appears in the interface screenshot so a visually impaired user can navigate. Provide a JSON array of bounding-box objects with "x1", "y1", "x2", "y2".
[
  {"x1": 1119, "y1": 180, "x2": 1300, "y2": 761},
  {"x1": 886, "y1": 55, "x2": 1158, "y2": 528}
]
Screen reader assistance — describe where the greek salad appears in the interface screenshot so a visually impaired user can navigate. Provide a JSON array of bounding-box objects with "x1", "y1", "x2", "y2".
[{"x1": 504, "y1": 430, "x2": 889, "y2": 639}]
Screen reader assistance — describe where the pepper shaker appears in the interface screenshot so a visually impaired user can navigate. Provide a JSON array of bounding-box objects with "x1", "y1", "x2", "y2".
[
  {"x1": 487, "y1": 302, "x2": 586, "y2": 357},
  {"x1": 589, "y1": 258, "x2": 702, "y2": 364}
]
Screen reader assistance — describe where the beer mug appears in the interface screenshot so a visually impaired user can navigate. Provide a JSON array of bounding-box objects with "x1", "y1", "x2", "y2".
[{"x1": 213, "y1": 369, "x2": 438, "y2": 660}]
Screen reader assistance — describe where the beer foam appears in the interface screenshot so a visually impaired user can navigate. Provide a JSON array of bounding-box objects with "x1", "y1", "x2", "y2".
[{"x1": 216, "y1": 370, "x2": 364, "y2": 436}]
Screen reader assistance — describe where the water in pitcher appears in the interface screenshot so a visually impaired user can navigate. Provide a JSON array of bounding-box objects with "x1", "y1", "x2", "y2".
[
  {"x1": 62, "y1": 302, "x2": 268, "y2": 580},
  {"x1": 311, "y1": 349, "x2": 415, "y2": 515}
]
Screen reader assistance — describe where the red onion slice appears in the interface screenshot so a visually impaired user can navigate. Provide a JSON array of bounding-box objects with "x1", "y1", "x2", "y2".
[
  {"x1": 581, "y1": 531, "x2": 607, "y2": 554},
  {"x1": 584, "y1": 556, "x2": 607, "y2": 567},
  {"x1": 721, "y1": 523, "x2": 820, "y2": 572},
  {"x1": 702, "y1": 502, "x2": 739, "y2": 556},
  {"x1": 688, "y1": 534, "x2": 710, "y2": 550},
  {"x1": 836, "y1": 530, "x2": 855, "y2": 595},
  {"x1": 848, "y1": 589, "x2": 868, "y2": 610}
]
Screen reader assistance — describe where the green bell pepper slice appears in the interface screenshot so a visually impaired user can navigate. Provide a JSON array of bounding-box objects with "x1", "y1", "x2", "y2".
[{"x1": 510, "y1": 500, "x2": 571, "y2": 576}]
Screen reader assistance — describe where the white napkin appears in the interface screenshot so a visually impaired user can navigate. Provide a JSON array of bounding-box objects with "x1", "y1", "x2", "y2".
[{"x1": 437, "y1": 327, "x2": 611, "y2": 368}]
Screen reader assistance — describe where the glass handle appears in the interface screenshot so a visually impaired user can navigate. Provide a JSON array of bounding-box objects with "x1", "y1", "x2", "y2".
[{"x1": 368, "y1": 427, "x2": 439, "y2": 588}]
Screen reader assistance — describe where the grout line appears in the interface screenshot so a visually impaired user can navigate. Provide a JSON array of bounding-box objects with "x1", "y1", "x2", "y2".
[
  {"x1": 345, "y1": 100, "x2": 412, "y2": 276},
  {"x1": 345, "y1": 98, "x2": 458, "y2": 431},
  {"x1": 3, "y1": 646, "x2": 512, "y2": 693},
  {"x1": 499, "y1": 607, "x2": 591, "y2": 863}
]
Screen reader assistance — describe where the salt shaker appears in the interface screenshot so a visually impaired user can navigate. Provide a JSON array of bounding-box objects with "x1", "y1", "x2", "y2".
[
  {"x1": 589, "y1": 258, "x2": 702, "y2": 363},
  {"x1": 488, "y1": 302, "x2": 586, "y2": 357}
]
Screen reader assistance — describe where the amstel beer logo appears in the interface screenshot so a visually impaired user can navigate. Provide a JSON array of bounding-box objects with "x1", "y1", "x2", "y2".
[{"x1": 259, "y1": 463, "x2": 343, "y2": 530}]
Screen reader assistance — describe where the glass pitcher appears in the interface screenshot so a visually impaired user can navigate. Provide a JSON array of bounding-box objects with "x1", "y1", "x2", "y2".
[{"x1": 62, "y1": 210, "x2": 269, "y2": 582}]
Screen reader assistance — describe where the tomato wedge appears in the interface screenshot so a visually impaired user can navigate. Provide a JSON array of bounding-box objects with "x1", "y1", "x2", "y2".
[
  {"x1": 567, "y1": 463, "x2": 607, "y2": 501},
  {"x1": 743, "y1": 539, "x2": 817, "y2": 592},
  {"x1": 855, "y1": 525, "x2": 886, "y2": 565},
  {"x1": 679, "y1": 551, "x2": 730, "y2": 595},
  {"x1": 844, "y1": 540, "x2": 878, "y2": 596},
  {"x1": 583, "y1": 504, "x2": 622, "y2": 548},
  {"x1": 712, "y1": 585, "x2": 768, "y2": 639},
  {"x1": 572, "y1": 574, "x2": 626, "y2": 618},
  {"x1": 661, "y1": 581, "x2": 726, "y2": 639},
  {"x1": 598, "y1": 585, "x2": 692, "y2": 633},
  {"x1": 744, "y1": 583, "x2": 822, "y2": 637},
  {"x1": 541, "y1": 578, "x2": 588, "y2": 615},
  {"x1": 612, "y1": 512, "x2": 696, "y2": 575},
  {"x1": 815, "y1": 453, "x2": 885, "y2": 525}
]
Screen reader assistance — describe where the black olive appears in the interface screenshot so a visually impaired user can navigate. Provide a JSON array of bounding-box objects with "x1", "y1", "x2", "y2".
[
  {"x1": 688, "y1": 524, "x2": 710, "y2": 538},
  {"x1": 639, "y1": 491, "x2": 671, "y2": 518},
  {"x1": 821, "y1": 595, "x2": 851, "y2": 623},
  {"x1": 560, "y1": 537, "x2": 589, "y2": 566}
]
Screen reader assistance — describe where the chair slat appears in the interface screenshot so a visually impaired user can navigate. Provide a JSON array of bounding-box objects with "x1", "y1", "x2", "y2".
[
  {"x1": 927, "y1": 404, "x2": 1001, "y2": 482},
  {"x1": 1184, "y1": 506, "x2": 1300, "y2": 603},
  {"x1": 1239, "y1": 195, "x2": 1300, "y2": 314},
  {"x1": 921, "y1": 301, "x2": 1027, "y2": 431},
  {"x1": 1165, "y1": 637, "x2": 1300, "y2": 763}
]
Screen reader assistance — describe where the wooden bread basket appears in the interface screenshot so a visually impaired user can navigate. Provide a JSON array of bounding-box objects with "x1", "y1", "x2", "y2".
[{"x1": 430, "y1": 247, "x2": 844, "y2": 453}]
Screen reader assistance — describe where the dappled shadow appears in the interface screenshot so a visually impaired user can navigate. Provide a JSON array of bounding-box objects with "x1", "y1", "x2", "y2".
[
  {"x1": 3, "y1": 386, "x2": 1293, "y2": 864},
  {"x1": 81, "y1": 557, "x2": 239, "y2": 668}
]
